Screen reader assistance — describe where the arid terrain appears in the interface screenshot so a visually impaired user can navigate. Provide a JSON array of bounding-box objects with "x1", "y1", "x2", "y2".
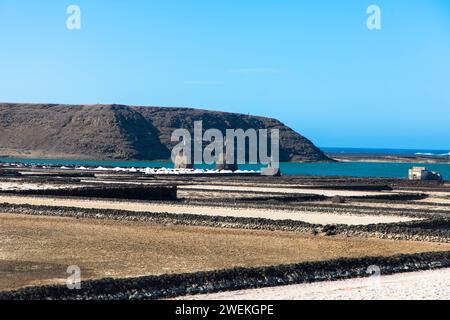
[
  {"x1": 3, "y1": 214, "x2": 448, "y2": 292},
  {"x1": 0, "y1": 164, "x2": 449, "y2": 299},
  {"x1": 182, "y1": 268, "x2": 450, "y2": 300}
]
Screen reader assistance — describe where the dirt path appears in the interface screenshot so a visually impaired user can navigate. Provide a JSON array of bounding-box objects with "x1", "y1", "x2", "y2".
[
  {"x1": 179, "y1": 185, "x2": 390, "y2": 197},
  {"x1": 0, "y1": 195, "x2": 419, "y2": 226},
  {"x1": 181, "y1": 268, "x2": 450, "y2": 300},
  {"x1": 2, "y1": 213, "x2": 448, "y2": 291}
]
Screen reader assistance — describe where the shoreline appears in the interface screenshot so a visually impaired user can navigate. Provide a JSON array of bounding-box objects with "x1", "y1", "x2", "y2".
[
  {"x1": 0, "y1": 166, "x2": 449, "y2": 299},
  {"x1": 327, "y1": 154, "x2": 450, "y2": 164},
  {"x1": 2, "y1": 153, "x2": 450, "y2": 165}
]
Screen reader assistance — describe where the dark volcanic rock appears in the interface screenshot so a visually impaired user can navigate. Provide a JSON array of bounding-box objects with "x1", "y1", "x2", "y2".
[
  {"x1": 1, "y1": 185, "x2": 178, "y2": 201},
  {"x1": 1, "y1": 251, "x2": 449, "y2": 300},
  {"x1": 0, "y1": 103, "x2": 331, "y2": 162}
]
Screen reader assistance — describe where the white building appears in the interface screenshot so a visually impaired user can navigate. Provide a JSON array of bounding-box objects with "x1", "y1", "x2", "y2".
[{"x1": 408, "y1": 167, "x2": 442, "y2": 181}]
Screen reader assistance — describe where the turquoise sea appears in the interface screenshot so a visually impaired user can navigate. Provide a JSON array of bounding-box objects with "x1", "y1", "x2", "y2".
[{"x1": 2, "y1": 157, "x2": 450, "y2": 180}]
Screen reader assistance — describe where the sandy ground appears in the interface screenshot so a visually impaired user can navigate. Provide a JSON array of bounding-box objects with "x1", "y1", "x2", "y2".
[
  {"x1": 0, "y1": 181, "x2": 79, "y2": 191},
  {"x1": 1, "y1": 213, "x2": 449, "y2": 292},
  {"x1": 179, "y1": 185, "x2": 391, "y2": 197},
  {"x1": 0, "y1": 195, "x2": 419, "y2": 226},
  {"x1": 328, "y1": 200, "x2": 450, "y2": 213},
  {"x1": 393, "y1": 190, "x2": 450, "y2": 205},
  {"x1": 419, "y1": 197, "x2": 450, "y2": 205},
  {"x1": 182, "y1": 268, "x2": 450, "y2": 300}
]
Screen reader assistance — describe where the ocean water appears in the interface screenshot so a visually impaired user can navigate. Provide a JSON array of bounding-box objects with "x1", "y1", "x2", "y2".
[
  {"x1": 274, "y1": 162, "x2": 450, "y2": 180},
  {"x1": 1, "y1": 157, "x2": 450, "y2": 180}
]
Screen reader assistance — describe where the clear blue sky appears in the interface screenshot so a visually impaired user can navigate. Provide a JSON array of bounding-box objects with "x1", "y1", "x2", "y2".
[{"x1": 1, "y1": 0, "x2": 449, "y2": 149}]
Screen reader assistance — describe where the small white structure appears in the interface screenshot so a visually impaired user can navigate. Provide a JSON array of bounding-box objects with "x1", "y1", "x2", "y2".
[
  {"x1": 261, "y1": 160, "x2": 281, "y2": 176},
  {"x1": 173, "y1": 140, "x2": 193, "y2": 169},
  {"x1": 408, "y1": 167, "x2": 428, "y2": 180},
  {"x1": 408, "y1": 167, "x2": 442, "y2": 181},
  {"x1": 215, "y1": 138, "x2": 238, "y2": 171},
  {"x1": 173, "y1": 152, "x2": 193, "y2": 169}
]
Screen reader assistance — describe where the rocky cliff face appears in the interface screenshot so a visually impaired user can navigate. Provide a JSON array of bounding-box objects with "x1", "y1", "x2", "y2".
[{"x1": 0, "y1": 104, "x2": 331, "y2": 162}]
